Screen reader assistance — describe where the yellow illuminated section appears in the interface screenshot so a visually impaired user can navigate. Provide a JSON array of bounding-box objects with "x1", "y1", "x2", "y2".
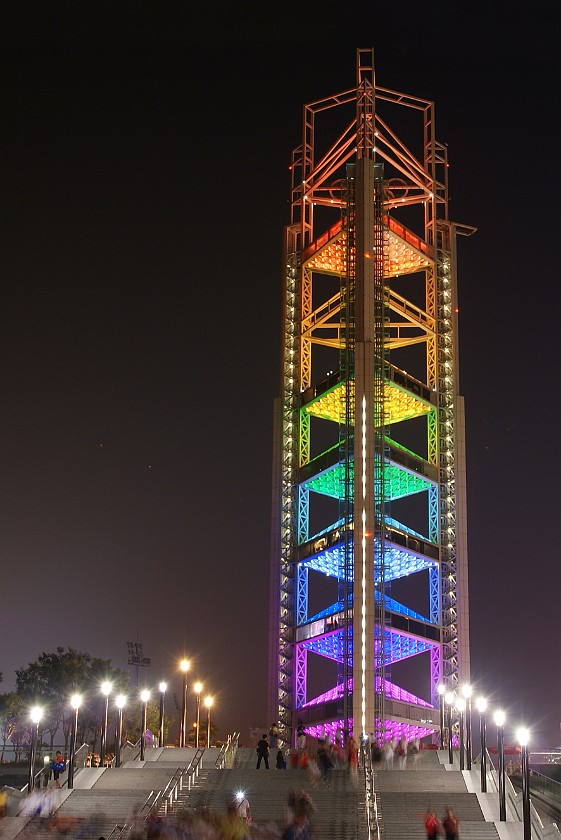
[{"x1": 303, "y1": 379, "x2": 434, "y2": 426}]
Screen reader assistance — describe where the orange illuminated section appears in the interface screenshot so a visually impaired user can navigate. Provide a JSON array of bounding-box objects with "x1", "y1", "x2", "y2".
[{"x1": 302, "y1": 216, "x2": 432, "y2": 277}]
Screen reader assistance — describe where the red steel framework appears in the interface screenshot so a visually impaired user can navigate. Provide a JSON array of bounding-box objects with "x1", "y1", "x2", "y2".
[{"x1": 268, "y1": 48, "x2": 475, "y2": 748}]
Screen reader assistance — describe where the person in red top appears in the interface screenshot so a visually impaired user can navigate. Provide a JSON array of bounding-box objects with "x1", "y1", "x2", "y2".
[{"x1": 421, "y1": 808, "x2": 442, "y2": 840}]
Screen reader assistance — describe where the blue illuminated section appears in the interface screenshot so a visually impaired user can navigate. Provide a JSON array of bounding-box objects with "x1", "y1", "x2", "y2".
[
  {"x1": 298, "y1": 624, "x2": 435, "y2": 664},
  {"x1": 307, "y1": 592, "x2": 428, "y2": 625},
  {"x1": 301, "y1": 534, "x2": 437, "y2": 582}
]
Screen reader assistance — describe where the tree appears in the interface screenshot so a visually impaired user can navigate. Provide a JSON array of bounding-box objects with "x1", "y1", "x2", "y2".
[
  {"x1": 15, "y1": 647, "x2": 129, "y2": 752},
  {"x1": 0, "y1": 692, "x2": 23, "y2": 761}
]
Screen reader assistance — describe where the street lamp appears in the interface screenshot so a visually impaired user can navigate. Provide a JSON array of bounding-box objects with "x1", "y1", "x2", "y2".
[
  {"x1": 456, "y1": 697, "x2": 466, "y2": 771},
  {"x1": 179, "y1": 659, "x2": 190, "y2": 748},
  {"x1": 194, "y1": 682, "x2": 203, "y2": 748},
  {"x1": 99, "y1": 681, "x2": 112, "y2": 768},
  {"x1": 140, "y1": 690, "x2": 150, "y2": 761},
  {"x1": 68, "y1": 694, "x2": 81, "y2": 789},
  {"x1": 517, "y1": 727, "x2": 531, "y2": 840},
  {"x1": 27, "y1": 706, "x2": 42, "y2": 793},
  {"x1": 158, "y1": 682, "x2": 167, "y2": 748},
  {"x1": 462, "y1": 684, "x2": 473, "y2": 770},
  {"x1": 437, "y1": 684, "x2": 446, "y2": 750},
  {"x1": 115, "y1": 695, "x2": 126, "y2": 768},
  {"x1": 445, "y1": 692, "x2": 455, "y2": 765},
  {"x1": 476, "y1": 696, "x2": 487, "y2": 792},
  {"x1": 204, "y1": 696, "x2": 213, "y2": 749},
  {"x1": 494, "y1": 709, "x2": 506, "y2": 821}
]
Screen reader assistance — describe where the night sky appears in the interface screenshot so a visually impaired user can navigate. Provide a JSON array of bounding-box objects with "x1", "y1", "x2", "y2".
[{"x1": 1, "y1": 3, "x2": 559, "y2": 748}]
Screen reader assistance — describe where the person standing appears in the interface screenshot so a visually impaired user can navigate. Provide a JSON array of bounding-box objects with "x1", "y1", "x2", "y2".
[
  {"x1": 269, "y1": 722, "x2": 279, "y2": 750},
  {"x1": 296, "y1": 721, "x2": 306, "y2": 751},
  {"x1": 256, "y1": 733, "x2": 270, "y2": 769},
  {"x1": 50, "y1": 751, "x2": 66, "y2": 789}
]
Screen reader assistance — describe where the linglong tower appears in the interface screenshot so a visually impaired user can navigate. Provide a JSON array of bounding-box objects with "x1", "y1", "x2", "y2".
[{"x1": 269, "y1": 49, "x2": 474, "y2": 747}]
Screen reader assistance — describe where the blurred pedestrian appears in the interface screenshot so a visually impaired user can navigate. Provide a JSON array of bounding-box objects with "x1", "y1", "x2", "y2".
[
  {"x1": 442, "y1": 807, "x2": 459, "y2": 840},
  {"x1": 421, "y1": 808, "x2": 442, "y2": 840}
]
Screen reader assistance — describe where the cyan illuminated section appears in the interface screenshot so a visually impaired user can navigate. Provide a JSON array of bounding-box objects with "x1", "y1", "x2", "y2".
[
  {"x1": 300, "y1": 439, "x2": 437, "y2": 502},
  {"x1": 301, "y1": 364, "x2": 436, "y2": 426}
]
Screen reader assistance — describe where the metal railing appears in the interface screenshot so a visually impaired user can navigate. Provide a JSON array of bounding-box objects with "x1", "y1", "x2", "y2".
[
  {"x1": 215, "y1": 732, "x2": 240, "y2": 769},
  {"x1": 360, "y1": 742, "x2": 382, "y2": 840},
  {"x1": 484, "y1": 749, "x2": 561, "y2": 840}
]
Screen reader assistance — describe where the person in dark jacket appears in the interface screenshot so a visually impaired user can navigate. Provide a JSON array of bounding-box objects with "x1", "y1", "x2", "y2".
[{"x1": 256, "y1": 734, "x2": 270, "y2": 769}]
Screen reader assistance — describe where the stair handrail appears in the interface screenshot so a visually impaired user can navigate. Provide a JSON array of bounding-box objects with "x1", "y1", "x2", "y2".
[
  {"x1": 144, "y1": 749, "x2": 206, "y2": 819},
  {"x1": 486, "y1": 750, "x2": 561, "y2": 840},
  {"x1": 215, "y1": 732, "x2": 240, "y2": 769},
  {"x1": 360, "y1": 741, "x2": 381, "y2": 840}
]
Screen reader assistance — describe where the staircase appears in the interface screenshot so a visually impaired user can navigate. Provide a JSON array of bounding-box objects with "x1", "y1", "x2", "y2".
[
  {"x1": 179, "y1": 746, "x2": 368, "y2": 838},
  {"x1": 375, "y1": 750, "x2": 500, "y2": 840}
]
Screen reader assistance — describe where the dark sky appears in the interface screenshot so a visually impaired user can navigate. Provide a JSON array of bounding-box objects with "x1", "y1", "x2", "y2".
[{"x1": 1, "y1": 2, "x2": 559, "y2": 748}]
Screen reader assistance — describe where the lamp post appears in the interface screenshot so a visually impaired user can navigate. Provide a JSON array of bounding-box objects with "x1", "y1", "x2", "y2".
[
  {"x1": 494, "y1": 709, "x2": 506, "y2": 821},
  {"x1": 27, "y1": 706, "x2": 42, "y2": 793},
  {"x1": 437, "y1": 684, "x2": 446, "y2": 750},
  {"x1": 179, "y1": 659, "x2": 190, "y2": 748},
  {"x1": 204, "y1": 696, "x2": 213, "y2": 749},
  {"x1": 462, "y1": 684, "x2": 472, "y2": 770},
  {"x1": 456, "y1": 697, "x2": 466, "y2": 771},
  {"x1": 115, "y1": 695, "x2": 126, "y2": 768},
  {"x1": 158, "y1": 682, "x2": 167, "y2": 748},
  {"x1": 194, "y1": 682, "x2": 203, "y2": 749},
  {"x1": 140, "y1": 690, "x2": 150, "y2": 761},
  {"x1": 476, "y1": 696, "x2": 487, "y2": 793},
  {"x1": 517, "y1": 727, "x2": 531, "y2": 840},
  {"x1": 100, "y1": 681, "x2": 112, "y2": 768},
  {"x1": 68, "y1": 694, "x2": 81, "y2": 789},
  {"x1": 445, "y1": 692, "x2": 455, "y2": 765}
]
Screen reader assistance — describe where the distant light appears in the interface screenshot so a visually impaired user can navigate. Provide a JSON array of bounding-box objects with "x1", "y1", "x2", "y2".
[
  {"x1": 494, "y1": 709, "x2": 506, "y2": 727},
  {"x1": 101, "y1": 681, "x2": 112, "y2": 696},
  {"x1": 437, "y1": 684, "x2": 446, "y2": 696},
  {"x1": 30, "y1": 706, "x2": 42, "y2": 724},
  {"x1": 116, "y1": 694, "x2": 126, "y2": 709},
  {"x1": 70, "y1": 694, "x2": 82, "y2": 710},
  {"x1": 140, "y1": 690, "x2": 150, "y2": 703},
  {"x1": 456, "y1": 697, "x2": 466, "y2": 713},
  {"x1": 194, "y1": 682, "x2": 203, "y2": 694},
  {"x1": 461, "y1": 684, "x2": 472, "y2": 699},
  {"x1": 159, "y1": 682, "x2": 167, "y2": 693},
  {"x1": 204, "y1": 696, "x2": 213, "y2": 709},
  {"x1": 180, "y1": 659, "x2": 190, "y2": 673},
  {"x1": 236, "y1": 790, "x2": 245, "y2": 801},
  {"x1": 517, "y1": 728, "x2": 529, "y2": 747},
  {"x1": 476, "y1": 697, "x2": 487, "y2": 713}
]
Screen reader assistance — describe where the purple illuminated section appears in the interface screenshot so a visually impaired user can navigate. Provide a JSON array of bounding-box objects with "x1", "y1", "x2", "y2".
[
  {"x1": 303, "y1": 676, "x2": 432, "y2": 708},
  {"x1": 301, "y1": 677, "x2": 437, "y2": 743}
]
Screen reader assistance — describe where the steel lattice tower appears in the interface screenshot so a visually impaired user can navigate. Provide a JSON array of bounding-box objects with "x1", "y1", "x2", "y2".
[{"x1": 268, "y1": 48, "x2": 474, "y2": 748}]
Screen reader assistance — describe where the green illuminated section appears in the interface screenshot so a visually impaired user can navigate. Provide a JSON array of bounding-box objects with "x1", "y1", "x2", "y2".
[{"x1": 301, "y1": 461, "x2": 432, "y2": 501}]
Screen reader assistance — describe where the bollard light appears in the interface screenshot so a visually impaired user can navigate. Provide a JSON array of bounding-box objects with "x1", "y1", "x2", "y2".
[
  {"x1": 140, "y1": 690, "x2": 150, "y2": 761},
  {"x1": 462, "y1": 684, "x2": 473, "y2": 770},
  {"x1": 158, "y1": 682, "x2": 167, "y2": 748},
  {"x1": 204, "y1": 695, "x2": 213, "y2": 749},
  {"x1": 179, "y1": 660, "x2": 190, "y2": 748},
  {"x1": 115, "y1": 695, "x2": 126, "y2": 767},
  {"x1": 194, "y1": 682, "x2": 203, "y2": 749},
  {"x1": 476, "y1": 697, "x2": 487, "y2": 792},
  {"x1": 517, "y1": 727, "x2": 531, "y2": 840},
  {"x1": 437, "y1": 684, "x2": 446, "y2": 750},
  {"x1": 68, "y1": 694, "x2": 81, "y2": 789},
  {"x1": 100, "y1": 681, "x2": 112, "y2": 768},
  {"x1": 27, "y1": 706, "x2": 43, "y2": 793},
  {"x1": 494, "y1": 709, "x2": 506, "y2": 821},
  {"x1": 445, "y1": 692, "x2": 455, "y2": 765}
]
